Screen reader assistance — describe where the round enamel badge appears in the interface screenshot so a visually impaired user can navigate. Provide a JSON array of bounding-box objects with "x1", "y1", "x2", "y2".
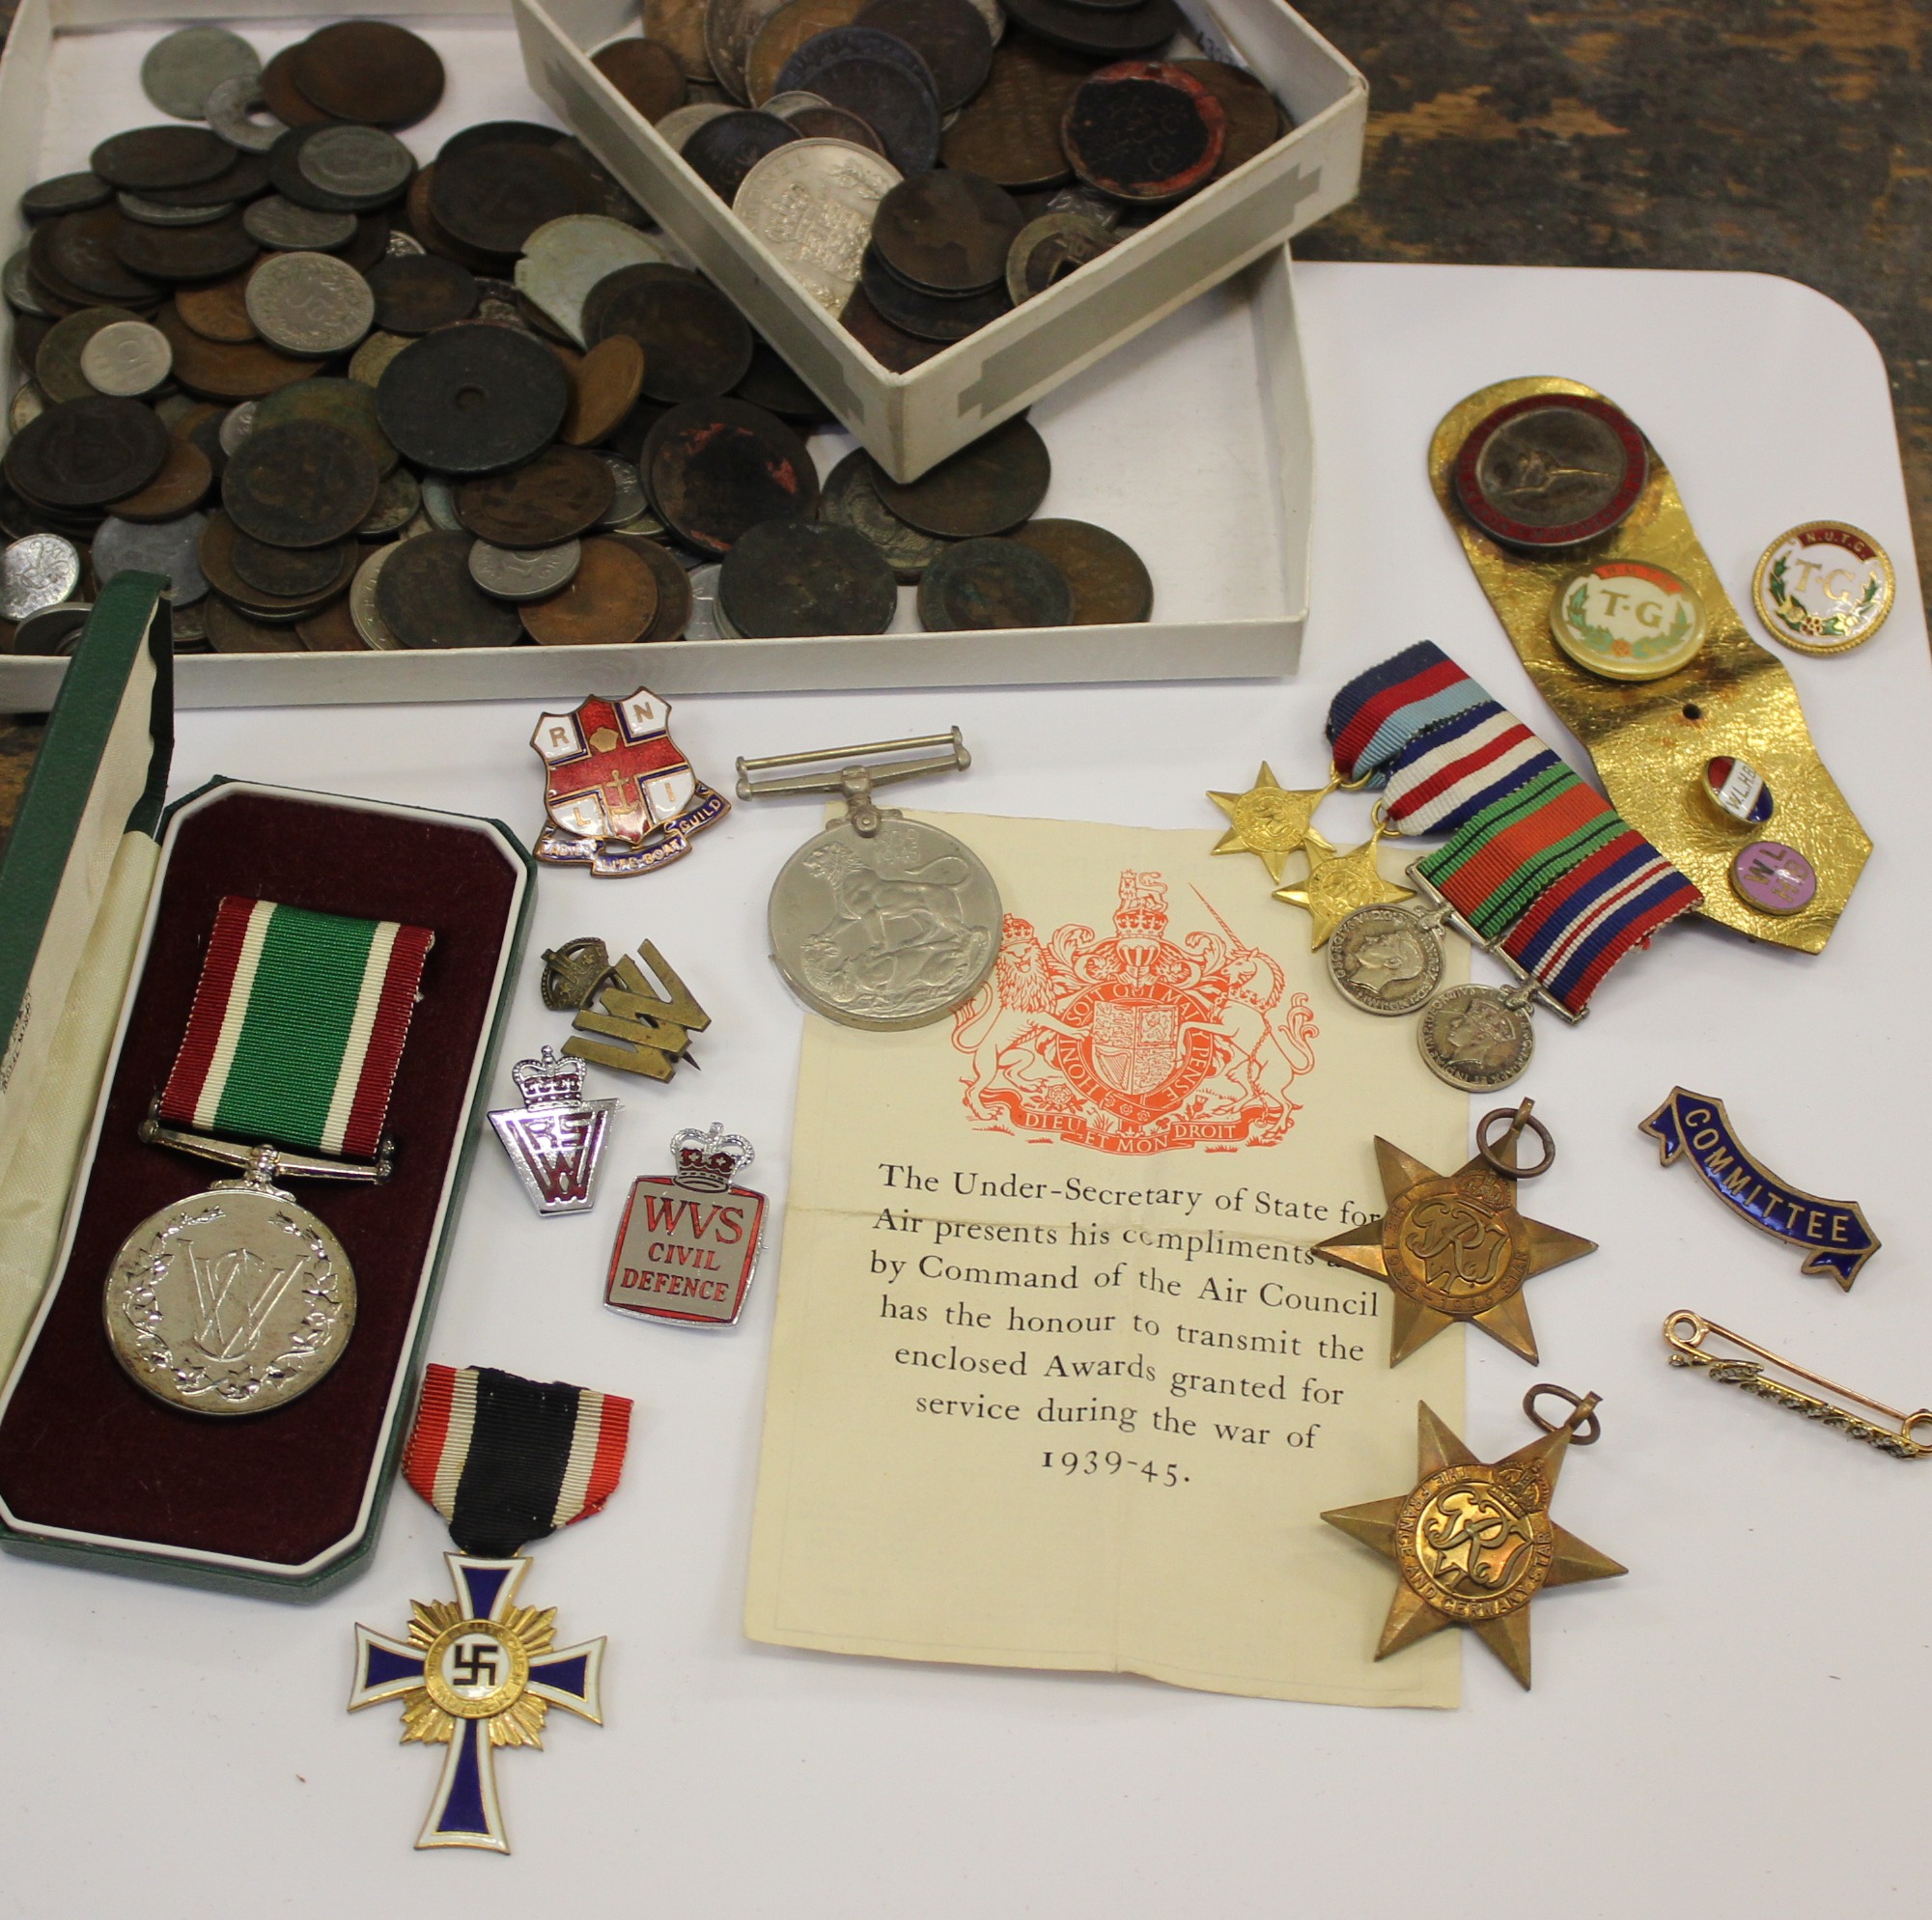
[
  {"x1": 1549, "y1": 558, "x2": 1707, "y2": 681},
  {"x1": 1729, "y1": 840, "x2": 1818, "y2": 916},
  {"x1": 1453, "y1": 394, "x2": 1647, "y2": 548},
  {"x1": 1702, "y1": 755, "x2": 1774, "y2": 825},
  {"x1": 1751, "y1": 521, "x2": 1894, "y2": 654}
]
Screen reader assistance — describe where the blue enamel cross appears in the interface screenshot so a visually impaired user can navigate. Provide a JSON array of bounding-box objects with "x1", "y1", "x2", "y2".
[{"x1": 349, "y1": 1554, "x2": 604, "y2": 1852}]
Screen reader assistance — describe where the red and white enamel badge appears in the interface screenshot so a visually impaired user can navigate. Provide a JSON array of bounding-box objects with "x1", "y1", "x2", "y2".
[
  {"x1": 531, "y1": 686, "x2": 729, "y2": 877},
  {"x1": 605, "y1": 1124, "x2": 767, "y2": 1327}
]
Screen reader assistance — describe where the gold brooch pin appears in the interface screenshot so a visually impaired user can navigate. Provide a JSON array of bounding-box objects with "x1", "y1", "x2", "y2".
[
  {"x1": 1313, "y1": 1099, "x2": 1596, "y2": 1364},
  {"x1": 1323, "y1": 1385, "x2": 1626, "y2": 1689}
]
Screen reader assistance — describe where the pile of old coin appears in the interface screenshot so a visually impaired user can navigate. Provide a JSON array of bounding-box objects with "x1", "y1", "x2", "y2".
[
  {"x1": 1, "y1": 18, "x2": 1152, "y2": 654},
  {"x1": 597, "y1": 0, "x2": 1288, "y2": 364}
]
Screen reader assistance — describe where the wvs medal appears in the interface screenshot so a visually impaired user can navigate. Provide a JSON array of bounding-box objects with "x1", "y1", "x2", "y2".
[{"x1": 605, "y1": 1124, "x2": 768, "y2": 1327}]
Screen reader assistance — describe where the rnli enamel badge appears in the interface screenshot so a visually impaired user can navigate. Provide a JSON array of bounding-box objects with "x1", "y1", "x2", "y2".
[
  {"x1": 530, "y1": 686, "x2": 729, "y2": 877},
  {"x1": 605, "y1": 1124, "x2": 767, "y2": 1327}
]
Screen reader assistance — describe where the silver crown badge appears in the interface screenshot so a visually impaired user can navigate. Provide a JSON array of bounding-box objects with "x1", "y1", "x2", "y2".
[
  {"x1": 670, "y1": 1122, "x2": 754, "y2": 1191},
  {"x1": 512, "y1": 1045, "x2": 587, "y2": 1108}
]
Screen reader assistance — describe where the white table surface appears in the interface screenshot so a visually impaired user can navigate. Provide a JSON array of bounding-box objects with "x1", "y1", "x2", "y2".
[{"x1": 6, "y1": 260, "x2": 1927, "y2": 1917}]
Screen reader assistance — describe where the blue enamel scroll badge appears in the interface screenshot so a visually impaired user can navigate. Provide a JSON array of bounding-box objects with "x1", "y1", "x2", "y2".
[{"x1": 1641, "y1": 1088, "x2": 1880, "y2": 1289}]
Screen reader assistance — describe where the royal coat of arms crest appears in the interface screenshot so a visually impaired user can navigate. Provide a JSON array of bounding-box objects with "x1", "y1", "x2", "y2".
[
  {"x1": 530, "y1": 686, "x2": 729, "y2": 877},
  {"x1": 951, "y1": 870, "x2": 1319, "y2": 1154}
]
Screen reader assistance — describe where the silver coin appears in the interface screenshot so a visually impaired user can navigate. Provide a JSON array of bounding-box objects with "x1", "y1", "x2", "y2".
[
  {"x1": 169, "y1": 598, "x2": 209, "y2": 650},
  {"x1": 418, "y1": 474, "x2": 464, "y2": 532},
  {"x1": 705, "y1": 0, "x2": 790, "y2": 101},
  {"x1": 244, "y1": 194, "x2": 357, "y2": 252},
  {"x1": 298, "y1": 124, "x2": 415, "y2": 201},
  {"x1": 117, "y1": 190, "x2": 235, "y2": 227},
  {"x1": 78, "y1": 319, "x2": 173, "y2": 398},
  {"x1": 350, "y1": 543, "x2": 406, "y2": 649},
  {"x1": 205, "y1": 73, "x2": 287, "y2": 153},
  {"x1": 141, "y1": 25, "x2": 260, "y2": 122},
  {"x1": 359, "y1": 467, "x2": 421, "y2": 537},
  {"x1": 349, "y1": 330, "x2": 411, "y2": 388},
  {"x1": 1415, "y1": 983, "x2": 1535, "y2": 1093},
  {"x1": 513, "y1": 214, "x2": 669, "y2": 347},
  {"x1": 734, "y1": 138, "x2": 901, "y2": 314},
  {"x1": 474, "y1": 278, "x2": 530, "y2": 332},
  {"x1": 1045, "y1": 184, "x2": 1122, "y2": 230},
  {"x1": 1328, "y1": 904, "x2": 1445, "y2": 1016},
  {"x1": 14, "y1": 601, "x2": 92, "y2": 654},
  {"x1": 598, "y1": 455, "x2": 649, "y2": 527},
  {"x1": 763, "y1": 90, "x2": 833, "y2": 117},
  {"x1": 606, "y1": 505, "x2": 669, "y2": 538},
  {"x1": 820, "y1": 447, "x2": 948, "y2": 580},
  {"x1": 245, "y1": 251, "x2": 375, "y2": 355},
  {"x1": 9, "y1": 379, "x2": 49, "y2": 434},
  {"x1": 386, "y1": 227, "x2": 427, "y2": 258},
  {"x1": 92, "y1": 513, "x2": 210, "y2": 607},
  {"x1": 686, "y1": 561, "x2": 724, "y2": 638},
  {"x1": 2, "y1": 533, "x2": 83, "y2": 621},
  {"x1": 4, "y1": 248, "x2": 48, "y2": 318},
  {"x1": 656, "y1": 100, "x2": 737, "y2": 152},
  {"x1": 218, "y1": 400, "x2": 258, "y2": 457},
  {"x1": 769, "y1": 815, "x2": 1002, "y2": 1029},
  {"x1": 469, "y1": 537, "x2": 583, "y2": 600},
  {"x1": 103, "y1": 1180, "x2": 354, "y2": 1414}
]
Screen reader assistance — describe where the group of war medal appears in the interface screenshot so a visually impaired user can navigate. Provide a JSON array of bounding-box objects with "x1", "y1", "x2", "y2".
[{"x1": 0, "y1": 0, "x2": 1291, "y2": 654}]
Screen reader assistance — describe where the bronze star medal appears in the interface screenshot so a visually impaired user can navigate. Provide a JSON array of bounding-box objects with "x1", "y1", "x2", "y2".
[
  {"x1": 1208, "y1": 763, "x2": 1339, "y2": 880},
  {"x1": 1271, "y1": 825, "x2": 1415, "y2": 948},
  {"x1": 1323, "y1": 1392, "x2": 1626, "y2": 1688},
  {"x1": 1312, "y1": 1102, "x2": 1595, "y2": 1364}
]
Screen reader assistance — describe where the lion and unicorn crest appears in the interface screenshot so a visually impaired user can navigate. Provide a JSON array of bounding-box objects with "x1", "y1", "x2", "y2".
[{"x1": 951, "y1": 869, "x2": 1318, "y2": 1155}]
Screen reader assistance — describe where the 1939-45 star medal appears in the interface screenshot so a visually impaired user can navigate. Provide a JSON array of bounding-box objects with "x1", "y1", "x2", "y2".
[
  {"x1": 1313, "y1": 1101, "x2": 1596, "y2": 1365},
  {"x1": 1323, "y1": 1386, "x2": 1626, "y2": 1689},
  {"x1": 350, "y1": 1365, "x2": 631, "y2": 1852},
  {"x1": 1208, "y1": 762, "x2": 1341, "y2": 880}
]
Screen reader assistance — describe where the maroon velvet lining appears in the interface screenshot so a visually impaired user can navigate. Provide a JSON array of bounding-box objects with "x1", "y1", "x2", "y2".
[{"x1": 0, "y1": 787, "x2": 520, "y2": 1569}]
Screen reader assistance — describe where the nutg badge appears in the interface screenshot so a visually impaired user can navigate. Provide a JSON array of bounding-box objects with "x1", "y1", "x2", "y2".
[{"x1": 605, "y1": 1125, "x2": 767, "y2": 1327}]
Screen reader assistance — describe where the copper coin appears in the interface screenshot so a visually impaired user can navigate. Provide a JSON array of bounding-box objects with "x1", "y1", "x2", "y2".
[
  {"x1": 783, "y1": 103, "x2": 886, "y2": 152},
  {"x1": 615, "y1": 532, "x2": 697, "y2": 640},
  {"x1": 205, "y1": 596, "x2": 304, "y2": 651},
  {"x1": 5, "y1": 396, "x2": 170, "y2": 508},
  {"x1": 856, "y1": 0, "x2": 991, "y2": 111},
  {"x1": 294, "y1": 22, "x2": 446, "y2": 128},
  {"x1": 44, "y1": 210, "x2": 164, "y2": 305},
  {"x1": 593, "y1": 38, "x2": 689, "y2": 120},
  {"x1": 1011, "y1": 517, "x2": 1149, "y2": 622},
  {"x1": 917, "y1": 535, "x2": 1070, "y2": 627},
  {"x1": 1003, "y1": 0, "x2": 1180, "y2": 57},
  {"x1": 1171, "y1": 58, "x2": 1283, "y2": 176},
  {"x1": 366, "y1": 252, "x2": 479, "y2": 333},
  {"x1": 255, "y1": 377, "x2": 399, "y2": 477},
  {"x1": 110, "y1": 437, "x2": 214, "y2": 522},
  {"x1": 839, "y1": 283, "x2": 944, "y2": 370},
  {"x1": 734, "y1": 340, "x2": 826, "y2": 418},
  {"x1": 376, "y1": 323, "x2": 571, "y2": 473},
  {"x1": 259, "y1": 45, "x2": 334, "y2": 128},
  {"x1": 136, "y1": 150, "x2": 270, "y2": 210},
  {"x1": 518, "y1": 535, "x2": 659, "y2": 645},
  {"x1": 873, "y1": 169, "x2": 1024, "y2": 293},
  {"x1": 157, "y1": 305, "x2": 322, "y2": 400},
  {"x1": 35, "y1": 305, "x2": 142, "y2": 404},
  {"x1": 175, "y1": 271, "x2": 258, "y2": 342},
  {"x1": 588, "y1": 266, "x2": 756, "y2": 401},
  {"x1": 295, "y1": 594, "x2": 369, "y2": 651},
  {"x1": 112, "y1": 209, "x2": 258, "y2": 282},
  {"x1": 747, "y1": 0, "x2": 870, "y2": 103},
  {"x1": 562, "y1": 334, "x2": 649, "y2": 445},
  {"x1": 646, "y1": 0, "x2": 717, "y2": 80},
  {"x1": 1063, "y1": 62, "x2": 1225, "y2": 202},
  {"x1": 790, "y1": 57, "x2": 939, "y2": 174},
  {"x1": 942, "y1": 41, "x2": 1088, "y2": 188},
  {"x1": 430, "y1": 144, "x2": 603, "y2": 259},
  {"x1": 230, "y1": 530, "x2": 354, "y2": 598},
  {"x1": 222, "y1": 420, "x2": 379, "y2": 546},
  {"x1": 197, "y1": 511, "x2": 338, "y2": 617},
  {"x1": 718, "y1": 516, "x2": 896, "y2": 635},
  {"x1": 645, "y1": 396, "x2": 819, "y2": 554},
  {"x1": 875, "y1": 414, "x2": 1048, "y2": 535},
  {"x1": 91, "y1": 125, "x2": 233, "y2": 192},
  {"x1": 820, "y1": 445, "x2": 950, "y2": 578},
  {"x1": 682, "y1": 110, "x2": 801, "y2": 201},
  {"x1": 456, "y1": 445, "x2": 616, "y2": 545},
  {"x1": 778, "y1": 25, "x2": 937, "y2": 97},
  {"x1": 21, "y1": 172, "x2": 112, "y2": 218},
  {"x1": 377, "y1": 528, "x2": 525, "y2": 647},
  {"x1": 859, "y1": 245, "x2": 1011, "y2": 340}
]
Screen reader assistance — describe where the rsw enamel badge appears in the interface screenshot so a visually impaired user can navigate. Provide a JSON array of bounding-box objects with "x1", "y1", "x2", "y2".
[{"x1": 489, "y1": 1047, "x2": 617, "y2": 1216}]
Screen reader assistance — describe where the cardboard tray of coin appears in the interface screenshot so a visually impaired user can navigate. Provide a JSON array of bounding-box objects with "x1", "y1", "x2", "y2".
[{"x1": 0, "y1": 8, "x2": 1311, "y2": 710}]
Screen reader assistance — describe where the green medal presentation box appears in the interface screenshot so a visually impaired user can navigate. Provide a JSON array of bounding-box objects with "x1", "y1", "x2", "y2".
[{"x1": 0, "y1": 575, "x2": 533, "y2": 1597}]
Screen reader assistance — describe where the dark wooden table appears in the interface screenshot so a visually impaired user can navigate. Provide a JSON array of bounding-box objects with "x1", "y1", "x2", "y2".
[{"x1": 3, "y1": 0, "x2": 1925, "y2": 839}]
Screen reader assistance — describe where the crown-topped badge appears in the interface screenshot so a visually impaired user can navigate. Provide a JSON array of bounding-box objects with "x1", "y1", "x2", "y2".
[
  {"x1": 489, "y1": 1046, "x2": 618, "y2": 1217},
  {"x1": 605, "y1": 1124, "x2": 768, "y2": 1327}
]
